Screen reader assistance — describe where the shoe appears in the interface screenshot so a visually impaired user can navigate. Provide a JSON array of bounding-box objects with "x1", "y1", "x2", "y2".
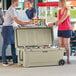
[
  {"x1": 2, "y1": 63, "x2": 10, "y2": 66},
  {"x1": 13, "y1": 61, "x2": 18, "y2": 64},
  {"x1": 74, "y1": 53, "x2": 76, "y2": 56},
  {"x1": 9, "y1": 61, "x2": 17, "y2": 65}
]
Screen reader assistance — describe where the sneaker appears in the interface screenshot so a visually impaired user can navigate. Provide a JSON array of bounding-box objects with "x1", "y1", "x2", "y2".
[
  {"x1": 12, "y1": 62, "x2": 17, "y2": 65},
  {"x1": 13, "y1": 61, "x2": 18, "y2": 64},
  {"x1": 2, "y1": 63, "x2": 10, "y2": 67}
]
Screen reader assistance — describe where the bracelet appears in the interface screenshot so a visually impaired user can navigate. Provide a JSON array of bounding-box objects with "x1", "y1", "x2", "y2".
[{"x1": 53, "y1": 22, "x2": 55, "y2": 25}]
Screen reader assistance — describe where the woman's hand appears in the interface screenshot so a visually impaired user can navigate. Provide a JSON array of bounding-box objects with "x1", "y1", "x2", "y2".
[{"x1": 48, "y1": 23, "x2": 53, "y2": 27}]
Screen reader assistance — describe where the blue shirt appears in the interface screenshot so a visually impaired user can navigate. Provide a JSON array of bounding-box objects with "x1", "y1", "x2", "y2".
[{"x1": 26, "y1": 8, "x2": 36, "y2": 19}]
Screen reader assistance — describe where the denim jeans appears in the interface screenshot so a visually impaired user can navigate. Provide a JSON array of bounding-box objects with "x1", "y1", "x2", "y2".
[
  {"x1": 2, "y1": 26, "x2": 17, "y2": 64},
  {"x1": 2, "y1": 43, "x2": 17, "y2": 64}
]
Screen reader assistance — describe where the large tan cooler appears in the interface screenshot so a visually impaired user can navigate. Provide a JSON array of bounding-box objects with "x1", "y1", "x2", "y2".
[{"x1": 14, "y1": 27, "x2": 65, "y2": 67}]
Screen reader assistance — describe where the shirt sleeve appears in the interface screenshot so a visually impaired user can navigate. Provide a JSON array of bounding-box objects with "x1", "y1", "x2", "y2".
[
  {"x1": 0, "y1": 10, "x2": 3, "y2": 17},
  {"x1": 26, "y1": 9, "x2": 28, "y2": 15},
  {"x1": 33, "y1": 8, "x2": 36, "y2": 13},
  {"x1": 10, "y1": 8, "x2": 17, "y2": 18}
]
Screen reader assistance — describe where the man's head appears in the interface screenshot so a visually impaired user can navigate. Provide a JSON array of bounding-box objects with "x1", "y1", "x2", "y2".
[
  {"x1": 0, "y1": 0, "x2": 2, "y2": 8},
  {"x1": 12, "y1": 0, "x2": 19, "y2": 7}
]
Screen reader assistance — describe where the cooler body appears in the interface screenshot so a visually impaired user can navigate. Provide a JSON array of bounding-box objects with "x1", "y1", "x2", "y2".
[
  {"x1": 17, "y1": 48, "x2": 64, "y2": 67},
  {"x1": 14, "y1": 27, "x2": 65, "y2": 67}
]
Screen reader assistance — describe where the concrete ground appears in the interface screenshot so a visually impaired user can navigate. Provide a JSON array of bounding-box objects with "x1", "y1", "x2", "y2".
[{"x1": 0, "y1": 56, "x2": 76, "y2": 76}]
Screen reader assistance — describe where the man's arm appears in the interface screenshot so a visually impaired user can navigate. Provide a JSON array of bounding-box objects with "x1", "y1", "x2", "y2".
[
  {"x1": 1, "y1": 16, "x2": 4, "y2": 22},
  {"x1": 13, "y1": 17, "x2": 32, "y2": 26}
]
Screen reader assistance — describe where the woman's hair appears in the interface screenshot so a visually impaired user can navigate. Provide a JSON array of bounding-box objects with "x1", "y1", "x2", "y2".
[
  {"x1": 60, "y1": 0, "x2": 67, "y2": 8},
  {"x1": 28, "y1": 0, "x2": 33, "y2": 4}
]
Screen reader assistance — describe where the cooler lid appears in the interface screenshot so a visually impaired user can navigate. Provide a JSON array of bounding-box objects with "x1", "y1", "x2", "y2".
[{"x1": 14, "y1": 27, "x2": 53, "y2": 47}]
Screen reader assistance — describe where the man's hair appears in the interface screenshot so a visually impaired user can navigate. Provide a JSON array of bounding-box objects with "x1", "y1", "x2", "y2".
[
  {"x1": 0, "y1": 0, "x2": 1, "y2": 2},
  {"x1": 12, "y1": 0, "x2": 18, "y2": 3}
]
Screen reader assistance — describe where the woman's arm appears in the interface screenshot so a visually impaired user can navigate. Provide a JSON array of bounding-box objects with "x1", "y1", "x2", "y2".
[
  {"x1": 55, "y1": 8, "x2": 70, "y2": 25},
  {"x1": 48, "y1": 8, "x2": 70, "y2": 27},
  {"x1": 32, "y1": 13, "x2": 36, "y2": 19}
]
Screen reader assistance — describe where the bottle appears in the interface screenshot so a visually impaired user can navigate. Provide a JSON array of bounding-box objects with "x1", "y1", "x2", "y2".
[{"x1": 39, "y1": 21, "x2": 42, "y2": 26}]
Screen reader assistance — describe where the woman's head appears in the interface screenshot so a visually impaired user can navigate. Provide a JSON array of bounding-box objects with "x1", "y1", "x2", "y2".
[
  {"x1": 27, "y1": 0, "x2": 33, "y2": 8},
  {"x1": 59, "y1": 0, "x2": 67, "y2": 8}
]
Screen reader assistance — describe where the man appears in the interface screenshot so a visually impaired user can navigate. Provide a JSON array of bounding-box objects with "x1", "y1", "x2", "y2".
[
  {"x1": 0, "y1": 0, "x2": 4, "y2": 24},
  {"x1": 2, "y1": 0, "x2": 32, "y2": 66}
]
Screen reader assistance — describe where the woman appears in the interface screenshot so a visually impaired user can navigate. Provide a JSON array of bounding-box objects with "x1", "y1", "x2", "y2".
[
  {"x1": 48, "y1": 0, "x2": 72, "y2": 64},
  {"x1": 26, "y1": 0, "x2": 36, "y2": 20}
]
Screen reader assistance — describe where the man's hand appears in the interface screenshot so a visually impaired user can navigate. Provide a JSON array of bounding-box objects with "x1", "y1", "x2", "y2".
[
  {"x1": 47, "y1": 23, "x2": 53, "y2": 27},
  {"x1": 13, "y1": 17, "x2": 34, "y2": 26},
  {"x1": 24, "y1": 26, "x2": 32, "y2": 28},
  {"x1": 23, "y1": 20, "x2": 34, "y2": 27},
  {"x1": 28, "y1": 20, "x2": 34, "y2": 24}
]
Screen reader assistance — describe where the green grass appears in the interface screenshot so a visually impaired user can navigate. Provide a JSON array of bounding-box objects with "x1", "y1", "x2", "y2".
[
  {"x1": 70, "y1": 9, "x2": 76, "y2": 18},
  {"x1": 47, "y1": 9, "x2": 76, "y2": 18},
  {"x1": 47, "y1": 9, "x2": 58, "y2": 17},
  {"x1": 52, "y1": 10, "x2": 58, "y2": 17}
]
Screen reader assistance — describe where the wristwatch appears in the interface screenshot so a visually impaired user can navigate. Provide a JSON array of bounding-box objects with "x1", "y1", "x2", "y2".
[{"x1": 53, "y1": 22, "x2": 55, "y2": 25}]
